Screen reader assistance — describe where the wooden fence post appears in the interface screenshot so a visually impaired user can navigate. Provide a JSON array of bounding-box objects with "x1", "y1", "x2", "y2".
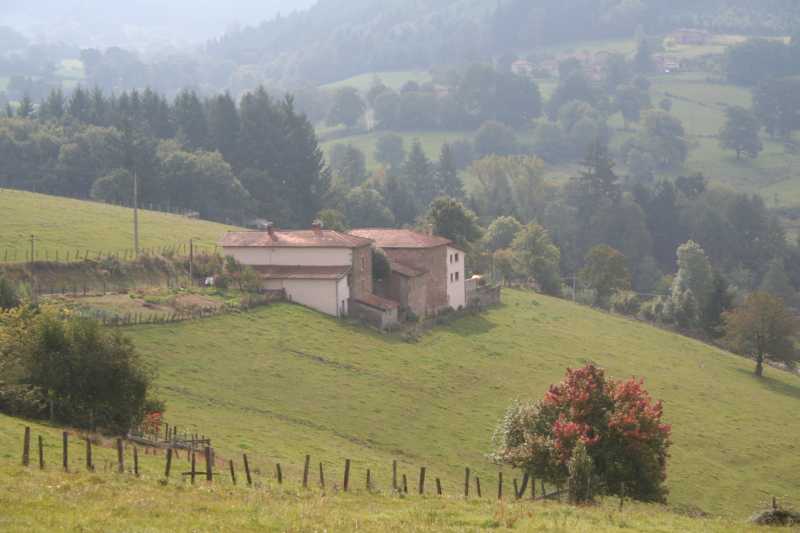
[
  {"x1": 366, "y1": 469, "x2": 372, "y2": 491},
  {"x1": 392, "y1": 460, "x2": 398, "y2": 490},
  {"x1": 436, "y1": 478, "x2": 443, "y2": 496},
  {"x1": 116, "y1": 439, "x2": 124, "y2": 474},
  {"x1": 498, "y1": 472, "x2": 503, "y2": 500},
  {"x1": 205, "y1": 447, "x2": 213, "y2": 482},
  {"x1": 418, "y1": 467, "x2": 426, "y2": 495},
  {"x1": 518, "y1": 472, "x2": 529, "y2": 499},
  {"x1": 476, "y1": 477, "x2": 482, "y2": 498},
  {"x1": 343, "y1": 459, "x2": 350, "y2": 492},
  {"x1": 86, "y1": 438, "x2": 93, "y2": 471},
  {"x1": 165, "y1": 448, "x2": 173, "y2": 478},
  {"x1": 62, "y1": 432, "x2": 69, "y2": 472},
  {"x1": 303, "y1": 455, "x2": 310, "y2": 488},
  {"x1": 229, "y1": 460, "x2": 236, "y2": 485},
  {"x1": 513, "y1": 479, "x2": 519, "y2": 499},
  {"x1": 464, "y1": 467, "x2": 470, "y2": 498},
  {"x1": 402, "y1": 474, "x2": 408, "y2": 494},
  {"x1": 38, "y1": 436, "x2": 44, "y2": 469},
  {"x1": 319, "y1": 462, "x2": 325, "y2": 488},
  {"x1": 134, "y1": 447, "x2": 139, "y2": 477},
  {"x1": 22, "y1": 427, "x2": 30, "y2": 466},
  {"x1": 276, "y1": 463, "x2": 283, "y2": 484},
  {"x1": 243, "y1": 454, "x2": 252, "y2": 487},
  {"x1": 191, "y1": 451, "x2": 197, "y2": 484}
]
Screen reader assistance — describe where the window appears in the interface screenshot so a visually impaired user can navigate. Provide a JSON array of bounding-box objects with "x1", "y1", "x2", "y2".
[
  {"x1": 455, "y1": 272, "x2": 460, "y2": 281},
  {"x1": 361, "y1": 255, "x2": 366, "y2": 270},
  {"x1": 455, "y1": 253, "x2": 460, "y2": 263},
  {"x1": 450, "y1": 273, "x2": 454, "y2": 283}
]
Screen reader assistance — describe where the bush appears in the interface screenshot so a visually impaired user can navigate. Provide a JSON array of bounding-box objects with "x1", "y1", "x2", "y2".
[
  {"x1": 0, "y1": 277, "x2": 19, "y2": 310},
  {"x1": 611, "y1": 291, "x2": 641, "y2": 316},
  {"x1": 491, "y1": 364, "x2": 671, "y2": 503},
  {"x1": 0, "y1": 307, "x2": 156, "y2": 433},
  {"x1": 568, "y1": 441, "x2": 595, "y2": 504}
]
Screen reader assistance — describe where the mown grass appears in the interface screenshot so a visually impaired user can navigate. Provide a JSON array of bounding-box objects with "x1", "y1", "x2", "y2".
[
  {"x1": 0, "y1": 189, "x2": 238, "y2": 261},
  {"x1": 106, "y1": 289, "x2": 800, "y2": 519},
  {"x1": 0, "y1": 415, "x2": 768, "y2": 533},
  {"x1": 0, "y1": 454, "x2": 766, "y2": 532}
]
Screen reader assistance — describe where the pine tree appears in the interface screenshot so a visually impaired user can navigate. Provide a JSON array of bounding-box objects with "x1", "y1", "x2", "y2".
[
  {"x1": 206, "y1": 92, "x2": 240, "y2": 164},
  {"x1": 173, "y1": 89, "x2": 208, "y2": 150},
  {"x1": 67, "y1": 86, "x2": 91, "y2": 123},
  {"x1": 435, "y1": 143, "x2": 464, "y2": 199},
  {"x1": 403, "y1": 141, "x2": 436, "y2": 211}
]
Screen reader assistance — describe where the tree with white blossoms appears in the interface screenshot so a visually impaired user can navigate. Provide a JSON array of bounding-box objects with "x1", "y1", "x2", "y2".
[{"x1": 669, "y1": 241, "x2": 714, "y2": 328}]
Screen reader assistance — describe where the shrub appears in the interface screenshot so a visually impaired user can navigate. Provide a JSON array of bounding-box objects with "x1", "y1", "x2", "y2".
[
  {"x1": 491, "y1": 364, "x2": 671, "y2": 503},
  {"x1": 568, "y1": 441, "x2": 595, "y2": 504},
  {"x1": 611, "y1": 290, "x2": 641, "y2": 316},
  {"x1": 0, "y1": 307, "x2": 156, "y2": 433},
  {"x1": 0, "y1": 277, "x2": 19, "y2": 310}
]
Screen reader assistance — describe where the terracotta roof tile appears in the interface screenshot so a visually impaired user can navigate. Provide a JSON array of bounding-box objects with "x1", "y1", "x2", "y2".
[
  {"x1": 354, "y1": 293, "x2": 400, "y2": 311},
  {"x1": 220, "y1": 230, "x2": 372, "y2": 248},
  {"x1": 349, "y1": 228, "x2": 452, "y2": 249},
  {"x1": 253, "y1": 265, "x2": 351, "y2": 280}
]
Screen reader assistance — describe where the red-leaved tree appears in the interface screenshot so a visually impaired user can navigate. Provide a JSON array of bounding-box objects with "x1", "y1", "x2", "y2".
[{"x1": 491, "y1": 364, "x2": 671, "y2": 502}]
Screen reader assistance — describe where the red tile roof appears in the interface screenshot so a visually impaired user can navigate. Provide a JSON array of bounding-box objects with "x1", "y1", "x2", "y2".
[
  {"x1": 349, "y1": 228, "x2": 452, "y2": 249},
  {"x1": 253, "y1": 265, "x2": 351, "y2": 280},
  {"x1": 354, "y1": 293, "x2": 400, "y2": 311},
  {"x1": 220, "y1": 230, "x2": 372, "y2": 249},
  {"x1": 389, "y1": 260, "x2": 426, "y2": 278}
]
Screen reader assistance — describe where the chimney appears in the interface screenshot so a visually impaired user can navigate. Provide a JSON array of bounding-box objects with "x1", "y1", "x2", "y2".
[{"x1": 312, "y1": 219, "x2": 324, "y2": 237}]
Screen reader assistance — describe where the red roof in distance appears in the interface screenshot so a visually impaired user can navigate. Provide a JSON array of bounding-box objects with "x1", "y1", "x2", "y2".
[
  {"x1": 349, "y1": 228, "x2": 452, "y2": 249},
  {"x1": 220, "y1": 230, "x2": 372, "y2": 249}
]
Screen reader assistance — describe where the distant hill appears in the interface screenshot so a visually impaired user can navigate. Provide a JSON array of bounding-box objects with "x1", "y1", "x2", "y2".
[{"x1": 206, "y1": 0, "x2": 800, "y2": 85}]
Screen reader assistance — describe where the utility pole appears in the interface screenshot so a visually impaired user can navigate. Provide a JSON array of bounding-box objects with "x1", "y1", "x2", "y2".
[
  {"x1": 133, "y1": 171, "x2": 140, "y2": 256},
  {"x1": 29, "y1": 234, "x2": 35, "y2": 263},
  {"x1": 189, "y1": 238, "x2": 194, "y2": 286}
]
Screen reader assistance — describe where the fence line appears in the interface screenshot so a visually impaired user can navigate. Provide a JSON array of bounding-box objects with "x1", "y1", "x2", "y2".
[
  {"x1": 0, "y1": 242, "x2": 219, "y2": 266},
  {"x1": 16, "y1": 426, "x2": 570, "y2": 503}
]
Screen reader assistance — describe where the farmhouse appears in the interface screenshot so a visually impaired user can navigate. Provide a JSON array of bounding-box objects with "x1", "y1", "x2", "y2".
[
  {"x1": 349, "y1": 228, "x2": 466, "y2": 317},
  {"x1": 219, "y1": 222, "x2": 374, "y2": 318},
  {"x1": 219, "y1": 224, "x2": 466, "y2": 324}
]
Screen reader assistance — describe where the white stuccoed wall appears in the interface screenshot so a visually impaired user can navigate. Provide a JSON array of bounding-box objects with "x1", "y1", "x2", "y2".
[
  {"x1": 222, "y1": 247, "x2": 353, "y2": 267},
  {"x1": 446, "y1": 246, "x2": 466, "y2": 310}
]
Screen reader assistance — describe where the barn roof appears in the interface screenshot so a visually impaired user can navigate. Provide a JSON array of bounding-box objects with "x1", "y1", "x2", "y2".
[
  {"x1": 349, "y1": 228, "x2": 452, "y2": 249},
  {"x1": 253, "y1": 265, "x2": 351, "y2": 280},
  {"x1": 389, "y1": 260, "x2": 426, "y2": 278},
  {"x1": 354, "y1": 293, "x2": 400, "y2": 311},
  {"x1": 220, "y1": 230, "x2": 372, "y2": 249}
]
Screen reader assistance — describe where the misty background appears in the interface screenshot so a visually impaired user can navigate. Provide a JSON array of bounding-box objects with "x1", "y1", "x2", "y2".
[{"x1": 0, "y1": 0, "x2": 317, "y2": 50}]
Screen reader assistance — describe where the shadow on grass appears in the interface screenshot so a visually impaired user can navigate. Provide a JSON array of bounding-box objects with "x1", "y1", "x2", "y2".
[
  {"x1": 734, "y1": 368, "x2": 800, "y2": 401},
  {"x1": 446, "y1": 312, "x2": 498, "y2": 337}
]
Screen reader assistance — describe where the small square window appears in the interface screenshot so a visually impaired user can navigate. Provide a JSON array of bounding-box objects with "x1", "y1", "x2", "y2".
[{"x1": 455, "y1": 253, "x2": 460, "y2": 262}]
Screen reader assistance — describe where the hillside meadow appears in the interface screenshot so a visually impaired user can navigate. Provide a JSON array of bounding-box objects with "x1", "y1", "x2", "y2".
[
  {"x1": 0, "y1": 415, "x2": 775, "y2": 532},
  {"x1": 0, "y1": 189, "x2": 238, "y2": 261},
  {"x1": 112, "y1": 289, "x2": 800, "y2": 519}
]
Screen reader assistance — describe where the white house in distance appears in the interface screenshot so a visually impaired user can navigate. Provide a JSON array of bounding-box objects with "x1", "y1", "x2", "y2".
[{"x1": 219, "y1": 222, "x2": 374, "y2": 317}]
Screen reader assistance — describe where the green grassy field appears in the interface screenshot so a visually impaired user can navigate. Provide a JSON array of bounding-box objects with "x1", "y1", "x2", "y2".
[
  {"x1": 321, "y1": 70, "x2": 433, "y2": 92},
  {"x1": 322, "y1": 130, "x2": 470, "y2": 169},
  {"x1": 0, "y1": 189, "x2": 238, "y2": 261},
  {"x1": 100, "y1": 289, "x2": 800, "y2": 519},
  {"x1": 0, "y1": 414, "x2": 774, "y2": 532}
]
